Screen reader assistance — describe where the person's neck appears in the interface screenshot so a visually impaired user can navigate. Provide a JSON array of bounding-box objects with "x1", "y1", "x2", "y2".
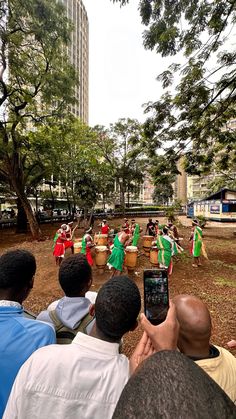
[
  {"x1": 180, "y1": 342, "x2": 211, "y2": 359},
  {"x1": 0, "y1": 291, "x2": 20, "y2": 303},
  {"x1": 89, "y1": 322, "x2": 119, "y2": 344}
]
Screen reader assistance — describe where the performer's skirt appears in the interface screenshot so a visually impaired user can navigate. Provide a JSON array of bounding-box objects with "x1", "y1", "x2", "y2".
[
  {"x1": 53, "y1": 242, "x2": 65, "y2": 257},
  {"x1": 65, "y1": 240, "x2": 73, "y2": 249}
]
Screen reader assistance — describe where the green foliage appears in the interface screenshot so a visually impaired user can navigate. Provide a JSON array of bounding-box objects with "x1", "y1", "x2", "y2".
[
  {"x1": 196, "y1": 215, "x2": 207, "y2": 228},
  {"x1": 113, "y1": 0, "x2": 236, "y2": 184},
  {"x1": 93, "y1": 118, "x2": 147, "y2": 211},
  {"x1": 32, "y1": 117, "x2": 106, "y2": 211},
  {"x1": 0, "y1": 0, "x2": 77, "y2": 238},
  {"x1": 114, "y1": 205, "x2": 168, "y2": 213}
]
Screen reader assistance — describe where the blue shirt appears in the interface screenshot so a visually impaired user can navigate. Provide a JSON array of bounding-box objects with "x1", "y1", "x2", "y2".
[{"x1": 0, "y1": 306, "x2": 56, "y2": 417}]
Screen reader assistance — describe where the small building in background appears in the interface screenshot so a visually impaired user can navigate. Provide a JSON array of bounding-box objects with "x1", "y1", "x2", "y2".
[{"x1": 187, "y1": 188, "x2": 236, "y2": 222}]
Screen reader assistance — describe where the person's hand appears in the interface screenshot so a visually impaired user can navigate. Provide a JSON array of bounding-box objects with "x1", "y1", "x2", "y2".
[
  {"x1": 140, "y1": 301, "x2": 179, "y2": 352},
  {"x1": 227, "y1": 339, "x2": 236, "y2": 349},
  {"x1": 129, "y1": 331, "x2": 155, "y2": 375}
]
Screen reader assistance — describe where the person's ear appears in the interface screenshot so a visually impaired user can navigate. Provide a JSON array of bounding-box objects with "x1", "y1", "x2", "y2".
[
  {"x1": 29, "y1": 276, "x2": 34, "y2": 289},
  {"x1": 89, "y1": 304, "x2": 95, "y2": 317}
]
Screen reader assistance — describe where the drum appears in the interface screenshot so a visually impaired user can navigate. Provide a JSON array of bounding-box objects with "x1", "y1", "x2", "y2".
[
  {"x1": 74, "y1": 238, "x2": 82, "y2": 243},
  {"x1": 95, "y1": 246, "x2": 108, "y2": 270},
  {"x1": 142, "y1": 236, "x2": 154, "y2": 254},
  {"x1": 125, "y1": 245, "x2": 138, "y2": 270},
  {"x1": 150, "y1": 246, "x2": 158, "y2": 266},
  {"x1": 94, "y1": 234, "x2": 108, "y2": 246},
  {"x1": 74, "y1": 242, "x2": 82, "y2": 254}
]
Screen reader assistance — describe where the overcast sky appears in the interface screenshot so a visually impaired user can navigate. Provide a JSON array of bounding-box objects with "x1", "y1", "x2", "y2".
[{"x1": 82, "y1": 0, "x2": 172, "y2": 128}]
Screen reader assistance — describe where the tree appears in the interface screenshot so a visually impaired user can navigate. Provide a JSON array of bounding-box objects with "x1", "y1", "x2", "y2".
[
  {"x1": 0, "y1": 0, "x2": 76, "y2": 239},
  {"x1": 34, "y1": 117, "x2": 115, "y2": 217},
  {"x1": 94, "y1": 118, "x2": 147, "y2": 213},
  {"x1": 113, "y1": 0, "x2": 236, "y2": 181}
]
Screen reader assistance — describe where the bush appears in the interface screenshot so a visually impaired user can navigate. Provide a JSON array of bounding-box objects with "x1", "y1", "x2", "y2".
[
  {"x1": 196, "y1": 215, "x2": 207, "y2": 228},
  {"x1": 114, "y1": 206, "x2": 168, "y2": 213}
]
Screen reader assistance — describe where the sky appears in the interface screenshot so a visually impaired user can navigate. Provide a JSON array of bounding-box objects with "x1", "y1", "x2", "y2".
[{"x1": 82, "y1": 0, "x2": 171, "y2": 128}]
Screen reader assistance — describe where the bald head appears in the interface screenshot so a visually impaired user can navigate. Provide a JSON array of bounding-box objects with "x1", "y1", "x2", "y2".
[{"x1": 173, "y1": 294, "x2": 212, "y2": 357}]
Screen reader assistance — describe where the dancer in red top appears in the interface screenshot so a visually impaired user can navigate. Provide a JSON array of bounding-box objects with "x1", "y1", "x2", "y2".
[
  {"x1": 64, "y1": 222, "x2": 75, "y2": 254},
  {"x1": 53, "y1": 224, "x2": 67, "y2": 266},
  {"x1": 81, "y1": 227, "x2": 94, "y2": 266},
  {"x1": 123, "y1": 218, "x2": 130, "y2": 234},
  {"x1": 101, "y1": 219, "x2": 109, "y2": 235}
]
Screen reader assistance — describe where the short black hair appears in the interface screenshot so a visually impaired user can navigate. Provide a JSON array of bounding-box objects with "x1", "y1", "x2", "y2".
[
  {"x1": 0, "y1": 249, "x2": 36, "y2": 289},
  {"x1": 59, "y1": 254, "x2": 92, "y2": 297},
  {"x1": 95, "y1": 276, "x2": 141, "y2": 341},
  {"x1": 113, "y1": 351, "x2": 236, "y2": 419},
  {"x1": 163, "y1": 227, "x2": 169, "y2": 235}
]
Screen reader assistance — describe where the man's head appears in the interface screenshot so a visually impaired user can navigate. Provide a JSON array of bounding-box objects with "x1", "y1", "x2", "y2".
[
  {"x1": 131, "y1": 219, "x2": 135, "y2": 225},
  {"x1": 59, "y1": 254, "x2": 92, "y2": 297},
  {"x1": 102, "y1": 219, "x2": 107, "y2": 224},
  {"x1": 95, "y1": 276, "x2": 141, "y2": 342},
  {"x1": 113, "y1": 351, "x2": 236, "y2": 419},
  {"x1": 68, "y1": 221, "x2": 73, "y2": 227},
  {"x1": 192, "y1": 219, "x2": 199, "y2": 226},
  {"x1": 172, "y1": 294, "x2": 212, "y2": 357},
  {"x1": 0, "y1": 249, "x2": 36, "y2": 303},
  {"x1": 61, "y1": 224, "x2": 67, "y2": 230},
  {"x1": 162, "y1": 226, "x2": 169, "y2": 235},
  {"x1": 85, "y1": 226, "x2": 92, "y2": 234},
  {"x1": 148, "y1": 218, "x2": 152, "y2": 223}
]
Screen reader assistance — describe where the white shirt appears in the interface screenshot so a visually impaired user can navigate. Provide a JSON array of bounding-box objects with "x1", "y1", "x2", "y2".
[{"x1": 3, "y1": 332, "x2": 129, "y2": 419}]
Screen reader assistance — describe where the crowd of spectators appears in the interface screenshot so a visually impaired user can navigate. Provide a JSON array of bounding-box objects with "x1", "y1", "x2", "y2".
[{"x1": 0, "y1": 249, "x2": 235, "y2": 419}]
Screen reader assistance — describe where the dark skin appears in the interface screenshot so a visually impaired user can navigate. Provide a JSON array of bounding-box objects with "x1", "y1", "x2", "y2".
[
  {"x1": 0, "y1": 278, "x2": 34, "y2": 305},
  {"x1": 173, "y1": 294, "x2": 212, "y2": 359},
  {"x1": 66, "y1": 278, "x2": 92, "y2": 298}
]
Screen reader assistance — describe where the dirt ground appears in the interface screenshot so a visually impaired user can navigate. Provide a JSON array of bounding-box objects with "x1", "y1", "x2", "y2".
[{"x1": 0, "y1": 216, "x2": 235, "y2": 357}]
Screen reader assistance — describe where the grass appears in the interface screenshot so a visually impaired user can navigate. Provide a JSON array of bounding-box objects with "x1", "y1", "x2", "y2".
[
  {"x1": 211, "y1": 259, "x2": 236, "y2": 271},
  {"x1": 213, "y1": 276, "x2": 236, "y2": 288}
]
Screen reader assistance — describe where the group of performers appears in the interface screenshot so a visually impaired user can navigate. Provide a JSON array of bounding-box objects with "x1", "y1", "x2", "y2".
[{"x1": 52, "y1": 216, "x2": 206, "y2": 274}]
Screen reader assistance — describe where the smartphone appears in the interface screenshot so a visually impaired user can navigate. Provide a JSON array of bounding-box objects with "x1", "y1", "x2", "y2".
[{"x1": 143, "y1": 269, "x2": 169, "y2": 325}]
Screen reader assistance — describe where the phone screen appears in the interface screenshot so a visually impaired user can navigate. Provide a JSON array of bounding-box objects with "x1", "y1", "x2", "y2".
[{"x1": 144, "y1": 269, "x2": 169, "y2": 325}]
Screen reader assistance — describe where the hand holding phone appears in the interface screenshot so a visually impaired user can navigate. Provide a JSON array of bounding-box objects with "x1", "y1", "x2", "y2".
[
  {"x1": 140, "y1": 301, "x2": 179, "y2": 352},
  {"x1": 143, "y1": 269, "x2": 169, "y2": 325}
]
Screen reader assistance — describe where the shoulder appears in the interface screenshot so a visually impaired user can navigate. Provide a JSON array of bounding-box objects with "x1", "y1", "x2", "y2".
[
  {"x1": 18, "y1": 317, "x2": 56, "y2": 342},
  {"x1": 216, "y1": 345, "x2": 236, "y2": 363}
]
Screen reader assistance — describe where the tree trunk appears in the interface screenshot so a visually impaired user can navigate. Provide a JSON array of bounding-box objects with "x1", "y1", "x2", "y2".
[
  {"x1": 49, "y1": 184, "x2": 55, "y2": 209},
  {"x1": 120, "y1": 181, "x2": 125, "y2": 216},
  {"x1": 16, "y1": 198, "x2": 28, "y2": 234},
  {"x1": 15, "y1": 188, "x2": 43, "y2": 240},
  {"x1": 65, "y1": 185, "x2": 71, "y2": 213}
]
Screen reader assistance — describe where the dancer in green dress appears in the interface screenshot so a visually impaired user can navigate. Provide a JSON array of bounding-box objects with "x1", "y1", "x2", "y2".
[
  {"x1": 156, "y1": 227, "x2": 174, "y2": 272},
  {"x1": 107, "y1": 228, "x2": 129, "y2": 277},
  {"x1": 190, "y1": 219, "x2": 203, "y2": 267},
  {"x1": 131, "y1": 219, "x2": 142, "y2": 246}
]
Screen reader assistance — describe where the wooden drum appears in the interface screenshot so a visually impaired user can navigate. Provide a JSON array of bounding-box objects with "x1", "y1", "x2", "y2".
[
  {"x1": 150, "y1": 246, "x2": 158, "y2": 266},
  {"x1": 125, "y1": 245, "x2": 138, "y2": 271},
  {"x1": 94, "y1": 234, "x2": 108, "y2": 246},
  {"x1": 74, "y1": 242, "x2": 82, "y2": 254},
  {"x1": 95, "y1": 245, "x2": 108, "y2": 271},
  {"x1": 142, "y1": 236, "x2": 153, "y2": 255}
]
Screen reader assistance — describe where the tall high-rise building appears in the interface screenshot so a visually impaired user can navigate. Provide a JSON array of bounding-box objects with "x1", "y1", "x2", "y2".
[{"x1": 60, "y1": 0, "x2": 89, "y2": 123}]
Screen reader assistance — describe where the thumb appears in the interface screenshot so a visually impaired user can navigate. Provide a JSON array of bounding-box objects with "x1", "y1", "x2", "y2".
[{"x1": 140, "y1": 313, "x2": 153, "y2": 335}]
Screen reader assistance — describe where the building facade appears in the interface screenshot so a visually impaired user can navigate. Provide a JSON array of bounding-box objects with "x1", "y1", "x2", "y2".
[{"x1": 60, "y1": 0, "x2": 89, "y2": 123}]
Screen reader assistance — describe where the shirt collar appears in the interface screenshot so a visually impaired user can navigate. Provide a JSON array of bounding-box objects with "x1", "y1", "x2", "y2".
[
  {"x1": 0, "y1": 300, "x2": 22, "y2": 308},
  {"x1": 72, "y1": 332, "x2": 120, "y2": 356}
]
